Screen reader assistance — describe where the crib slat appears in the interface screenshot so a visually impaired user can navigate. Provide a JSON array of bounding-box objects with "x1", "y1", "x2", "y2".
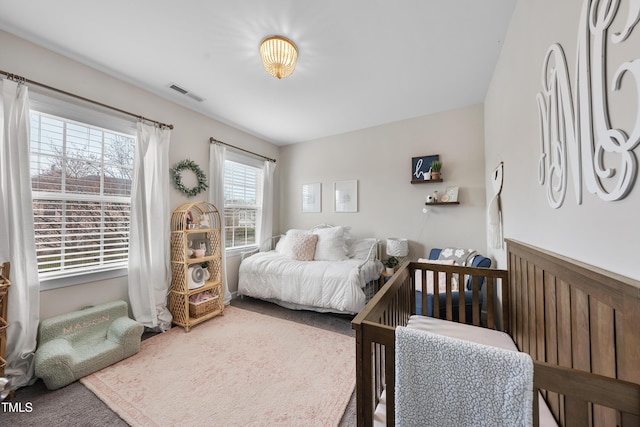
[
  {"x1": 571, "y1": 287, "x2": 591, "y2": 373},
  {"x1": 528, "y1": 261, "x2": 537, "y2": 359},
  {"x1": 564, "y1": 396, "x2": 589, "y2": 427},
  {"x1": 535, "y1": 266, "x2": 545, "y2": 362},
  {"x1": 444, "y1": 273, "x2": 452, "y2": 321},
  {"x1": 456, "y1": 272, "x2": 464, "y2": 324},
  {"x1": 523, "y1": 258, "x2": 531, "y2": 352},
  {"x1": 501, "y1": 268, "x2": 510, "y2": 335},
  {"x1": 591, "y1": 299, "x2": 617, "y2": 427},
  {"x1": 432, "y1": 271, "x2": 440, "y2": 318},
  {"x1": 508, "y1": 251, "x2": 519, "y2": 342},
  {"x1": 543, "y1": 272, "x2": 560, "y2": 418},
  {"x1": 618, "y1": 297, "x2": 640, "y2": 389},
  {"x1": 556, "y1": 280, "x2": 572, "y2": 370},
  {"x1": 373, "y1": 342, "x2": 380, "y2": 411},
  {"x1": 470, "y1": 275, "x2": 479, "y2": 326},
  {"x1": 515, "y1": 255, "x2": 524, "y2": 351},
  {"x1": 418, "y1": 269, "x2": 424, "y2": 316},
  {"x1": 621, "y1": 413, "x2": 640, "y2": 427},
  {"x1": 361, "y1": 339, "x2": 373, "y2": 426},
  {"x1": 385, "y1": 343, "x2": 395, "y2": 427}
]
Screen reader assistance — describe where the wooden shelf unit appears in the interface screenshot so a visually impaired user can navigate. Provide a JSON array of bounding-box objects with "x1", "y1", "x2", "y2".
[{"x1": 169, "y1": 202, "x2": 224, "y2": 332}]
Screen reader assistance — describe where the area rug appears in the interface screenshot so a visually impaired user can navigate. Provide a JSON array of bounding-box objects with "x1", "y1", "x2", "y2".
[{"x1": 80, "y1": 306, "x2": 355, "y2": 427}]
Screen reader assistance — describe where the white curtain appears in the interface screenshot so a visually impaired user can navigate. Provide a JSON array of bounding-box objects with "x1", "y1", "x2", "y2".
[
  {"x1": 208, "y1": 143, "x2": 231, "y2": 304},
  {"x1": 0, "y1": 78, "x2": 40, "y2": 388},
  {"x1": 258, "y1": 160, "x2": 276, "y2": 249},
  {"x1": 128, "y1": 122, "x2": 172, "y2": 331}
]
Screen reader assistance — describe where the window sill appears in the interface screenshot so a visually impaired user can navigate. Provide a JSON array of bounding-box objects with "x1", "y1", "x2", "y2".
[
  {"x1": 39, "y1": 267, "x2": 128, "y2": 291},
  {"x1": 226, "y1": 245, "x2": 259, "y2": 258}
]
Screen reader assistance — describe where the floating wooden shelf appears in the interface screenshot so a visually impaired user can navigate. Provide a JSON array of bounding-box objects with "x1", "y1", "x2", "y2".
[
  {"x1": 425, "y1": 201, "x2": 460, "y2": 206},
  {"x1": 411, "y1": 179, "x2": 443, "y2": 184}
]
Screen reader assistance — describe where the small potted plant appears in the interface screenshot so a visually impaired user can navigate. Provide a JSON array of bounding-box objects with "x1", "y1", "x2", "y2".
[
  {"x1": 430, "y1": 161, "x2": 442, "y2": 180},
  {"x1": 384, "y1": 256, "x2": 399, "y2": 274}
]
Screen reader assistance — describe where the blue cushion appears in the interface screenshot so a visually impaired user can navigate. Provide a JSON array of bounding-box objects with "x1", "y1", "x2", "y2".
[
  {"x1": 428, "y1": 248, "x2": 491, "y2": 290},
  {"x1": 417, "y1": 248, "x2": 491, "y2": 324},
  {"x1": 416, "y1": 290, "x2": 483, "y2": 321}
]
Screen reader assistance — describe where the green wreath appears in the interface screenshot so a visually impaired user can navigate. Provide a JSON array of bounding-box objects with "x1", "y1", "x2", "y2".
[{"x1": 170, "y1": 159, "x2": 208, "y2": 197}]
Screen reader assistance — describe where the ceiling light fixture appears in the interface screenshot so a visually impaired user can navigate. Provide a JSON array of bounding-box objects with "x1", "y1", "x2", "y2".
[{"x1": 259, "y1": 35, "x2": 298, "y2": 79}]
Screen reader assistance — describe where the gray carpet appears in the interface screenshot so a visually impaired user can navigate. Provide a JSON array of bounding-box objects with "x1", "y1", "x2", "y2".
[{"x1": 3, "y1": 297, "x2": 357, "y2": 426}]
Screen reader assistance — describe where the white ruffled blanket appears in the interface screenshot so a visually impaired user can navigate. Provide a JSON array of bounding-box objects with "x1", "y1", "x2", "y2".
[
  {"x1": 395, "y1": 326, "x2": 533, "y2": 427},
  {"x1": 238, "y1": 251, "x2": 382, "y2": 314}
]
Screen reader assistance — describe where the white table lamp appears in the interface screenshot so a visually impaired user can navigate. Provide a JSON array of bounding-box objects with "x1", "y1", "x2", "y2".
[{"x1": 386, "y1": 238, "x2": 409, "y2": 265}]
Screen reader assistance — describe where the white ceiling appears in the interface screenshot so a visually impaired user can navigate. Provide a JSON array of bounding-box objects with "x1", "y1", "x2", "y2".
[{"x1": 0, "y1": 0, "x2": 515, "y2": 145}]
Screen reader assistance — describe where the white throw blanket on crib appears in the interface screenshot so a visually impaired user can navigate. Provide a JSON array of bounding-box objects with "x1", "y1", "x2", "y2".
[{"x1": 395, "y1": 326, "x2": 533, "y2": 427}]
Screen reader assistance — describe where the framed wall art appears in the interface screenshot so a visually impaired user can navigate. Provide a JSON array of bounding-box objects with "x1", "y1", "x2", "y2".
[
  {"x1": 334, "y1": 180, "x2": 358, "y2": 212},
  {"x1": 411, "y1": 154, "x2": 440, "y2": 183},
  {"x1": 443, "y1": 186, "x2": 459, "y2": 202},
  {"x1": 302, "y1": 183, "x2": 321, "y2": 213}
]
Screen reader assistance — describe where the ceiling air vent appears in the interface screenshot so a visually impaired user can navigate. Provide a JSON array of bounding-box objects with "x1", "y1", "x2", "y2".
[
  {"x1": 185, "y1": 92, "x2": 205, "y2": 103},
  {"x1": 168, "y1": 83, "x2": 205, "y2": 102}
]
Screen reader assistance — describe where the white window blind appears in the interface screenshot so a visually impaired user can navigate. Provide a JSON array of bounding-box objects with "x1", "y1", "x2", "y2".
[
  {"x1": 30, "y1": 111, "x2": 135, "y2": 280},
  {"x1": 223, "y1": 158, "x2": 263, "y2": 249}
]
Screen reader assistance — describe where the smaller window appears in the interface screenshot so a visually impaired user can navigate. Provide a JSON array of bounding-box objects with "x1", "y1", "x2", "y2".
[{"x1": 223, "y1": 156, "x2": 263, "y2": 250}]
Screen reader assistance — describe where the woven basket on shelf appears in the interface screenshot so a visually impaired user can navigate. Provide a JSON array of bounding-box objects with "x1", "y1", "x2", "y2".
[{"x1": 189, "y1": 297, "x2": 218, "y2": 318}]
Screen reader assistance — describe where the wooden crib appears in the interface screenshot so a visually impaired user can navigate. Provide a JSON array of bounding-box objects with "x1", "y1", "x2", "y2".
[{"x1": 351, "y1": 239, "x2": 640, "y2": 426}]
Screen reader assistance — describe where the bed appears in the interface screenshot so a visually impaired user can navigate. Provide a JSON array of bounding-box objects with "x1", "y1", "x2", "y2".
[
  {"x1": 352, "y1": 239, "x2": 640, "y2": 426},
  {"x1": 238, "y1": 225, "x2": 384, "y2": 314}
]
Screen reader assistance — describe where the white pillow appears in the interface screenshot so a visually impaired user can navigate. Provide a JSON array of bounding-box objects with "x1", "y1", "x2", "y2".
[
  {"x1": 415, "y1": 259, "x2": 458, "y2": 293},
  {"x1": 278, "y1": 229, "x2": 312, "y2": 258},
  {"x1": 273, "y1": 234, "x2": 286, "y2": 252},
  {"x1": 313, "y1": 226, "x2": 348, "y2": 261},
  {"x1": 343, "y1": 228, "x2": 356, "y2": 254},
  {"x1": 349, "y1": 238, "x2": 378, "y2": 260}
]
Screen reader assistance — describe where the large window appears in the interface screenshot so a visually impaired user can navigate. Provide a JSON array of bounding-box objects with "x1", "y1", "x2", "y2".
[
  {"x1": 30, "y1": 111, "x2": 135, "y2": 281},
  {"x1": 223, "y1": 156, "x2": 263, "y2": 249}
]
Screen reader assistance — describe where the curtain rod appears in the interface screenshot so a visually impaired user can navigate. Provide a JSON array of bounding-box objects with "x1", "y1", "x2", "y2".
[
  {"x1": 209, "y1": 137, "x2": 276, "y2": 163},
  {"x1": 1, "y1": 69, "x2": 174, "y2": 130}
]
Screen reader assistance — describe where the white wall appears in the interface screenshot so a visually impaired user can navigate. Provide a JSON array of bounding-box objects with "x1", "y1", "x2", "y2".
[
  {"x1": 280, "y1": 104, "x2": 488, "y2": 259},
  {"x1": 0, "y1": 30, "x2": 280, "y2": 319},
  {"x1": 484, "y1": 0, "x2": 640, "y2": 280}
]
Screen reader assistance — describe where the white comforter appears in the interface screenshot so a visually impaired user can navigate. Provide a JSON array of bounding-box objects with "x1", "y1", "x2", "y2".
[{"x1": 238, "y1": 251, "x2": 382, "y2": 314}]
